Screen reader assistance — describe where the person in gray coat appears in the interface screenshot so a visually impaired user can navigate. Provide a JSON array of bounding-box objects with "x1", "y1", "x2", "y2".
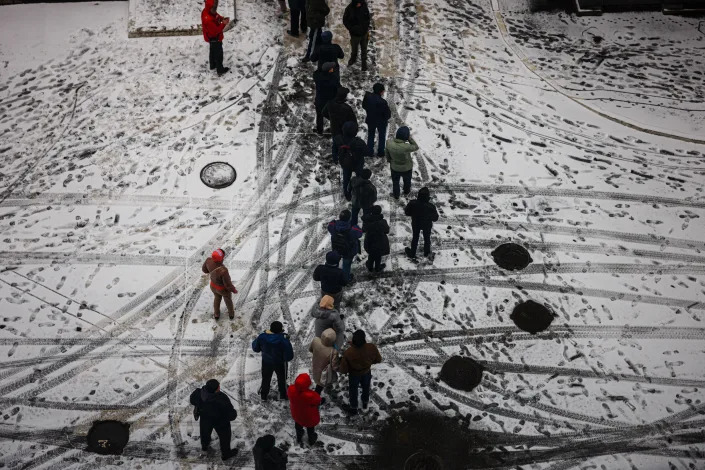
[{"x1": 311, "y1": 294, "x2": 345, "y2": 349}]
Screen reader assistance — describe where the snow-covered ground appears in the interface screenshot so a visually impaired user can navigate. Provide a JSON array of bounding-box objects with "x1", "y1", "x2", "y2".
[{"x1": 1, "y1": 0, "x2": 704, "y2": 468}]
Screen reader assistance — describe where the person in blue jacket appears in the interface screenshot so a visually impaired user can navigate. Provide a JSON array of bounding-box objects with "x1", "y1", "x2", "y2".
[
  {"x1": 327, "y1": 209, "x2": 363, "y2": 282},
  {"x1": 362, "y1": 82, "x2": 391, "y2": 157},
  {"x1": 252, "y1": 321, "x2": 294, "y2": 401}
]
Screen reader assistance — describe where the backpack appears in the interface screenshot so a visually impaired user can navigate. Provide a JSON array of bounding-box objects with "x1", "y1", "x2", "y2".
[
  {"x1": 339, "y1": 144, "x2": 354, "y2": 170},
  {"x1": 331, "y1": 231, "x2": 351, "y2": 258},
  {"x1": 357, "y1": 180, "x2": 377, "y2": 208}
]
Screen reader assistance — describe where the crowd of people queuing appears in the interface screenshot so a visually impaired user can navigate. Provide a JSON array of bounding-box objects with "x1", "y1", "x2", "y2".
[{"x1": 196, "y1": 0, "x2": 441, "y2": 465}]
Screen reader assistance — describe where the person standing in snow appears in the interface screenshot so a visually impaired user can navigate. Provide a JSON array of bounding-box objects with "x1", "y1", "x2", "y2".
[
  {"x1": 252, "y1": 434, "x2": 288, "y2": 470},
  {"x1": 323, "y1": 87, "x2": 357, "y2": 163},
  {"x1": 343, "y1": 0, "x2": 370, "y2": 71},
  {"x1": 338, "y1": 330, "x2": 382, "y2": 415},
  {"x1": 313, "y1": 251, "x2": 348, "y2": 307},
  {"x1": 310, "y1": 31, "x2": 344, "y2": 72},
  {"x1": 348, "y1": 168, "x2": 377, "y2": 226},
  {"x1": 327, "y1": 209, "x2": 363, "y2": 282},
  {"x1": 362, "y1": 83, "x2": 391, "y2": 157},
  {"x1": 201, "y1": 0, "x2": 231, "y2": 76},
  {"x1": 335, "y1": 122, "x2": 367, "y2": 200},
  {"x1": 189, "y1": 379, "x2": 239, "y2": 461},
  {"x1": 309, "y1": 327, "x2": 340, "y2": 393},
  {"x1": 252, "y1": 321, "x2": 294, "y2": 401},
  {"x1": 202, "y1": 248, "x2": 238, "y2": 320},
  {"x1": 361, "y1": 205, "x2": 390, "y2": 272},
  {"x1": 303, "y1": 0, "x2": 330, "y2": 62},
  {"x1": 312, "y1": 295, "x2": 345, "y2": 349},
  {"x1": 312, "y1": 62, "x2": 340, "y2": 134},
  {"x1": 385, "y1": 126, "x2": 418, "y2": 199},
  {"x1": 287, "y1": 0, "x2": 307, "y2": 37},
  {"x1": 404, "y1": 187, "x2": 439, "y2": 259},
  {"x1": 288, "y1": 373, "x2": 323, "y2": 446}
]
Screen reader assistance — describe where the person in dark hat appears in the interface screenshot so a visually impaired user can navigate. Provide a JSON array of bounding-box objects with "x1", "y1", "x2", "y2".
[
  {"x1": 313, "y1": 251, "x2": 348, "y2": 306},
  {"x1": 189, "y1": 379, "x2": 239, "y2": 460},
  {"x1": 343, "y1": 0, "x2": 371, "y2": 70},
  {"x1": 339, "y1": 330, "x2": 382, "y2": 415},
  {"x1": 348, "y1": 167, "x2": 377, "y2": 226},
  {"x1": 404, "y1": 186, "x2": 439, "y2": 259},
  {"x1": 385, "y1": 126, "x2": 418, "y2": 199},
  {"x1": 361, "y1": 205, "x2": 390, "y2": 272},
  {"x1": 303, "y1": 0, "x2": 330, "y2": 62},
  {"x1": 327, "y1": 209, "x2": 363, "y2": 282},
  {"x1": 252, "y1": 434, "x2": 288, "y2": 470},
  {"x1": 252, "y1": 321, "x2": 294, "y2": 401},
  {"x1": 312, "y1": 62, "x2": 340, "y2": 134},
  {"x1": 310, "y1": 30, "x2": 344, "y2": 71},
  {"x1": 362, "y1": 82, "x2": 391, "y2": 157},
  {"x1": 323, "y1": 86, "x2": 357, "y2": 162}
]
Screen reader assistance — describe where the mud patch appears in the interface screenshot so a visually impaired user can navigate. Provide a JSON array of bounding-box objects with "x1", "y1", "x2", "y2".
[
  {"x1": 510, "y1": 300, "x2": 554, "y2": 334},
  {"x1": 491, "y1": 243, "x2": 532, "y2": 271},
  {"x1": 86, "y1": 420, "x2": 130, "y2": 455},
  {"x1": 439, "y1": 356, "x2": 484, "y2": 392},
  {"x1": 200, "y1": 162, "x2": 237, "y2": 189}
]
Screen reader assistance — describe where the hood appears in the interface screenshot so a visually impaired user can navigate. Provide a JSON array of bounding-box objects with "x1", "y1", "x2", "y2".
[
  {"x1": 200, "y1": 387, "x2": 217, "y2": 402},
  {"x1": 342, "y1": 121, "x2": 358, "y2": 138},
  {"x1": 260, "y1": 331, "x2": 289, "y2": 345},
  {"x1": 396, "y1": 126, "x2": 410, "y2": 140},
  {"x1": 312, "y1": 307, "x2": 335, "y2": 320},
  {"x1": 325, "y1": 251, "x2": 341, "y2": 265},
  {"x1": 294, "y1": 373, "x2": 312, "y2": 391},
  {"x1": 362, "y1": 212, "x2": 383, "y2": 223},
  {"x1": 204, "y1": 0, "x2": 215, "y2": 11},
  {"x1": 418, "y1": 187, "x2": 431, "y2": 203},
  {"x1": 335, "y1": 86, "x2": 350, "y2": 102},
  {"x1": 372, "y1": 82, "x2": 384, "y2": 94},
  {"x1": 321, "y1": 31, "x2": 333, "y2": 44},
  {"x1": 334, "y1": 220, "x2": 352, "y2": 232},
  {"x1": 254, "y1": 435, "x2": 276, "y2": 451},
  {"x1": 321, "y1": 328, "x2": 337, "y2": 347}
]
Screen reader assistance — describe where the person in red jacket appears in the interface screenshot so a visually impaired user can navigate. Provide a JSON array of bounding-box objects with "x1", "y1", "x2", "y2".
[
  {"x1": 202, "y1": 248, "x2": 238, "y2": 320},
  {"x1": 288, "y1": 373, "x2": 322, "y2": 446},
  {"x1": 201, "y1": 0, "x2": 230, "y2": 76}
]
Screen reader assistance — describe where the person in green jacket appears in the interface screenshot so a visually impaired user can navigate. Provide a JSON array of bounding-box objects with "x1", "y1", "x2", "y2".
[{"x1": 385, "y1": 126, "x2": 418, "y2": 199}]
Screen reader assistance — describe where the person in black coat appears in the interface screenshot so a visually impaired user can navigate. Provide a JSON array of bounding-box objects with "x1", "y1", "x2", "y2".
[
  {"x1": 343, "y1": 0, "x2": 370, "y2": 70},
  {"x1": 287, "y1": 0, "x2": 307, "y2": 37},
  {"x1": 362, "y1": 205, "x2": 390, "y2": 272},
  {"x1": 333, "y1": 121, "x2": 367, "y2": 199},
  {"x1": 404, "y1": 187, "x2": 439, "y2": 259},
  {"x1": 310, "y1": 31, "x2": 344, "y2": 72},
  {"x1": 190, "y1": 379, "x2": 238, "y2": 461},
  {"x1": 313, "y1": 251, "x2": 348, "y2": 306},
  {"x1": 362, "y1": 82, "x2": 392, "y2": 157},
  {"x1": 253, "y1": 435, "x2": 288, "y2": 470},
  {"x1": 313, "y1": 62, "x2": 340, "y2": 134},
  {"x1": 323, "y1": 86, "x2": 357, "y2": 161}
]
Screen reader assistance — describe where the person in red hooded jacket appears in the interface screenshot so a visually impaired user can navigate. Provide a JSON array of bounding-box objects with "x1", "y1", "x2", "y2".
[
  {"x1": 202, "y1": 248, "x2": 238, "y2": 320},
  {"x1": 201, "y1": 0, "x2": 230, "y2": 76},
  {"x1": 288, "y1": 373, "x2": 322, "y2": 446}
]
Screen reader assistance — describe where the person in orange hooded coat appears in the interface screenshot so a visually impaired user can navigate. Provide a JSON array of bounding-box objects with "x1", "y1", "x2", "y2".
[
  {"x1": 201, "y1": 0, "x2": 230, "y2": 76},
  {"x1": 287, "y1": 373, "x2": 322, "y2": 445}
]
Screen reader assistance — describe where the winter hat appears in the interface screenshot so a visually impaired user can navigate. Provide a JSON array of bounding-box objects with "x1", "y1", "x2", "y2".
[
  {"x1": 339, "y1": 209, "x2": 351, "y2": 221},
  {"x1": 395, "y1": 126, "x2": 410, "y2": 141},
  {"x1": 418, "y1": 187, "x2": 431, "y2": 202},
  {"x1": 211, "y1": 248, "x2": 225, "y2": 263},
  {"x1": 336, "y1": 86, "x2": 350, "y2": 100},
  {"x1": 371, "y1": 205, "x2": 382, "y2": 215},
  {"x1": 255, "y1": 435, "x2": 276, "y2": 451},
  {"x1": 270, "y1": 321, "x2": 284, "y2": 334},
  {"x1": 319, "y1": 295, "x2": 336, "y2": 310},
  {"x1": 361, "y1": 168, "x2": 372, "y2": 180},
  {"x1": 352, "y1": 330, "x2": 366, "y2": 347},
  {"x1": 373, "y1": 82, "x2": 385, "y2": 94},
  {"x1": 322, "y1": 61, "x2": 337, "y2": 73},
  {"x1": 321, "y1": 31, "x2": 333, "y2": 43},
  {"x1": 205, "y1": 378, "x2": 220, "y2": 393},
  {"x1": 326, "y1": 251, "x2": 342, "y2": 265}
]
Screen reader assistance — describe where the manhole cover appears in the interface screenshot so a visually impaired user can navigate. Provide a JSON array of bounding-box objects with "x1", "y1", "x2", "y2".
[
  {"x1": 491, "y1": 243, "x2": 532, "y2": 271},
  {"x1": 86, "y1": 420, "x2": 130, "y2": 455},
  {"x1": 439, "y1": 356, "x2": 484, "y2": 392},
  {"x1": 200, "y1": 162, "x2": 236, "y2": 189},
  {"x1": 511, "y1": 300, "x2": 554, "y2": 334},
  {"x1": 405, "y1": 450, "x2": 444, "y2": 470}
]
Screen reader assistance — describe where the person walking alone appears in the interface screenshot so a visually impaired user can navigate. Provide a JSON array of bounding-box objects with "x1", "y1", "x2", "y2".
[
  {"x1": 361, "y1": 205, "x2": 390, "y2": 272},
  {"x1": 362, "y1": 83, "x2": 391, "y2": 157},
  {"x1": 343, "y1": 0, "x2": 370, "y2": 71},
  {"x1": 339, "y1": 330, "x2": 382, "y2": 415},
  {"x1": 303, "y1": 0, "x2": 330, "y2": 62},
  {"x1": 201, "y1": 0, "x2": 231, "y2": 76},
  {"x1": 288, "y1": 373, "x2": 323, "y2": 446},
  {"x1": 189, "y1": 379, "x2": 239, "y2": 460},
  {"x1": 252, "y1": 321, "x2": 294, "y2": 401},
  {"x1": 202, "y1": 248, "x2": 238, "y2": 320},
  {"x1": 385, "y1": 126, "x2": 418, "y2": 199},
  {"x1": 404, "y1": 187, "x2": 439, "y2": 259}
]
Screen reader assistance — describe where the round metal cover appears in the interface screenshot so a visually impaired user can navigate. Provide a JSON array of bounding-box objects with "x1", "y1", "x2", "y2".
[
  {"x1": 200, "y1": 162, "x2": 236, "y2": 189},
  {"x1": 86, "y1": 420, "x2": 130, "y2": 455},
  {"x1": 511, "y1": 300, "x2": 554, "y2": 334},
  {"x1": 491, "y1": 243, "x2": 532, "y2": 271},
  {"x1": 439, "y1": 355, "x2": 484, "y2": 392}
]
